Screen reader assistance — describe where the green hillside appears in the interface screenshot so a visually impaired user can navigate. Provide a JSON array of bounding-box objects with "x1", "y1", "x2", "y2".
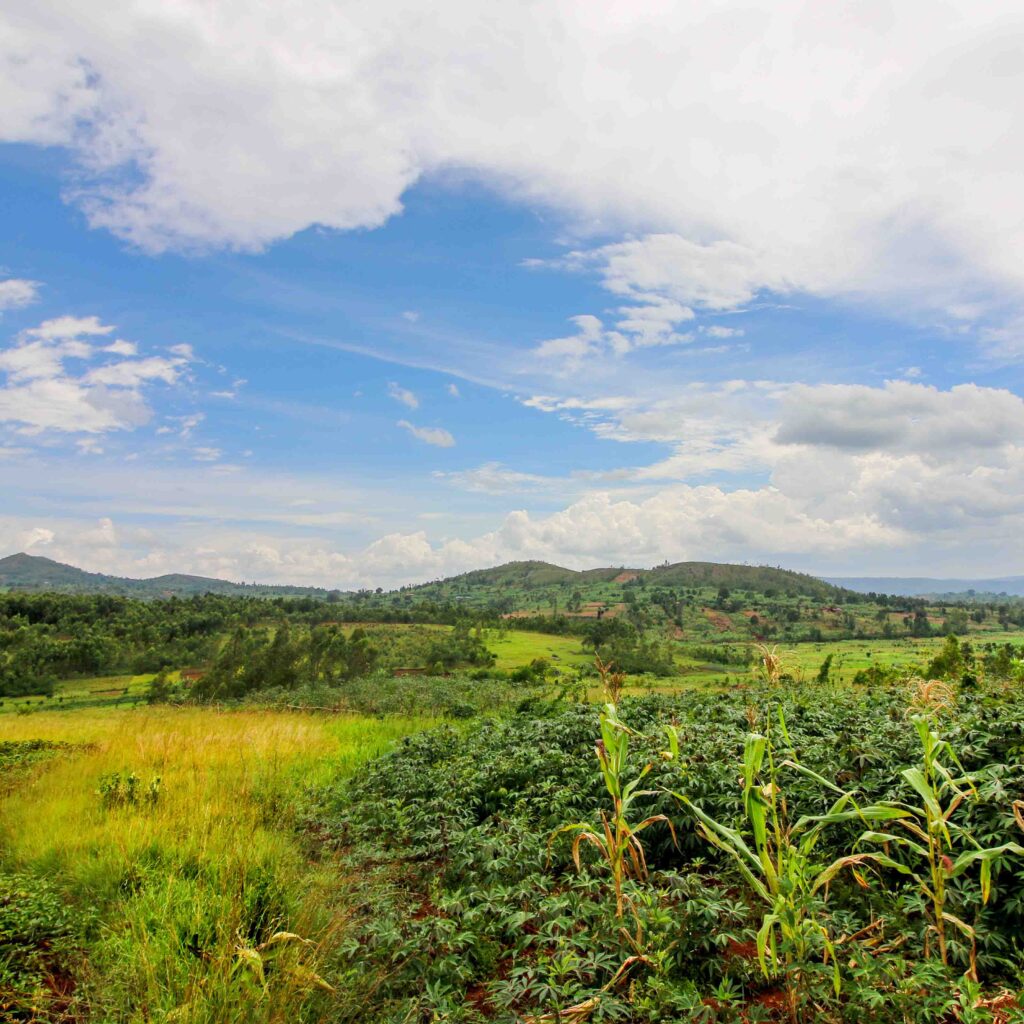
[
  {"x1": 404, "y1": 558, "x2": 849, "y2": 603},
  {"x1": 644, "y1": 561, "x2": 844, "y2": 599}
]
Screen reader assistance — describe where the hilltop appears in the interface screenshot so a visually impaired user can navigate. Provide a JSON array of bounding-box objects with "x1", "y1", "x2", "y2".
[{"x1": 403, "y1": 558, "x2": 849, "y2": 601}]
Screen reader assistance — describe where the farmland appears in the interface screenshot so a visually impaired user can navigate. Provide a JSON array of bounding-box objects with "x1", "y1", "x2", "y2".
[{"x1": 3, "y1": 560, "x2": 1024, "y2": 1021}]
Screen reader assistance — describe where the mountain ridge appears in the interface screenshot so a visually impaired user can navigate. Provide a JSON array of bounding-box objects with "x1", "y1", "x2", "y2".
[
  {"x1": 0, "y1": 553, "x2": 333, "y2": 598},
  {"x1": 4, "y1": 551, "x2": 1020, "y2": 600},
  {"x1": 825, "y1": 575, "x2": 1024, "y2": 598}
]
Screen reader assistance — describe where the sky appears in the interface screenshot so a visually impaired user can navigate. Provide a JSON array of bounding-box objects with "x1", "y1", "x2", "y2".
[{"x1": 1, "y1": 1, "x2": 1024, "y2": 588}]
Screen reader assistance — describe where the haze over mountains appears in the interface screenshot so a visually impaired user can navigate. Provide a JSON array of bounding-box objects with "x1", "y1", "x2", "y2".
[
  {"x1": 2, "y1": 552, "x2": 1022, "y2": 600},
  {"x1": 824, "y1": 576, "x2": 1024, "y2": 598}
]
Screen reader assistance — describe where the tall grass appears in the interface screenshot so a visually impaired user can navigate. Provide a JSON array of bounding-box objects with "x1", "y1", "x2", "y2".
[{"x1": 0, "y1": 706, "x2": 433, "y2": 1023}]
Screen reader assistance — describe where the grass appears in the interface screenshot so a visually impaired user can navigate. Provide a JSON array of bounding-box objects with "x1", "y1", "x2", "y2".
[
  {"x1": 0, "y1": 674, "x2": 158, "y2": 714},
  {"x1": 661, "y1": 632, "x2": 1024, "y2": 689},
  {"x1": 0, "y1": 705, "x2": 433, "y2": 1023},
  {"x1": 483, "y1": 628, "x2": 594, "y2": 671}
]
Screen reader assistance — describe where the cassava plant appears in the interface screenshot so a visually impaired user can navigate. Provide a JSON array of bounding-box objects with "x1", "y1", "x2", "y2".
[
  {"x1": 667, "y1": 709, "x2": 907, "y2": 1022},
  {"x1": 553, "y1": 703, "x2": 674, "y2": 919},
  {"x1": 853, "y1": 713, "x2": 1024, "y2": 973}
]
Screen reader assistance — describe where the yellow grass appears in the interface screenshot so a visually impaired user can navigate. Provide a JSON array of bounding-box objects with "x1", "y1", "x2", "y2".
[{"x1": 0, "y1": 705, "x2": 432, "y2": 1023}]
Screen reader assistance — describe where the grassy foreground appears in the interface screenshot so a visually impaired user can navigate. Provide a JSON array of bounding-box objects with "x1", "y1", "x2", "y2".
[{"x1": 0, "y1": 706, "x2": 433, "y2": 1023}]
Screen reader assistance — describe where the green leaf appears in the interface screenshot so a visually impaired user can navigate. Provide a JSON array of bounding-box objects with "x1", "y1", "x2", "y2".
[
  {"x1": 756, "y1": 913, "x2": 779, "y2": 978},
  {"x1": 901, "y1": 767, "x2": 944, "y2": 824}
]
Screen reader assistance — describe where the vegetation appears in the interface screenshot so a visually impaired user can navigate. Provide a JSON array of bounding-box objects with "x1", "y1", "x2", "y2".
[
  {"x1": 5, "y1": 558, "x2": 1024, "y2": 1021},
  {"x1": 0, "y1": 707, "x2": 433, "y2": 1023}
]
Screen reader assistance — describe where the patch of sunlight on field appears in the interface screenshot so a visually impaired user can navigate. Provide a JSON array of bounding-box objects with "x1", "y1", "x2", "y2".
[
  {"x1": 484, "y1": 629, "x2": 593, "y2": 670},
  {"x1": 0, "y1": 705, "x2": 433, "y2": 1024}
]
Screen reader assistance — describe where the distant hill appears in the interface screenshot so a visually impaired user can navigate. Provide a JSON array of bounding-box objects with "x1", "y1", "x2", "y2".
[
  {"x1": 406, "y1": 559, "x2": 849, "y2": 601},
  {"x1": 825, "y1": 575, "x2": 1024, "y2": 598},
  {"x1": 17, "y1": 551, "x2": 1003, "y2": 604},
  {"x1": 0, "y1": 553, "x2": 334, "y2": 599}
]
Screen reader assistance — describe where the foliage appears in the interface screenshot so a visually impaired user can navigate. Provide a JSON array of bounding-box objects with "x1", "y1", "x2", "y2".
[
  {"x1": 0, "y1": 872, "x2": 85, "y2": 1022},
  {"x1": 854, "y1": 710, "x2": 1024, "y2": 971},
  {"x1": 98, "y1": 771, "x2": 162, "y2": 809},
  {"x1": 313, "y1": 685, "x2": 1024, "y2": 1022}
]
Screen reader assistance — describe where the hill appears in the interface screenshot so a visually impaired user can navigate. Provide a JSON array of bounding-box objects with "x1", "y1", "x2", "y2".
[
  {"x1": 0, "y1": 553, "x2": 334, "y2": 599},
  {"x1": 404, "y1": 559, "x2": 849, "y2": 601}
]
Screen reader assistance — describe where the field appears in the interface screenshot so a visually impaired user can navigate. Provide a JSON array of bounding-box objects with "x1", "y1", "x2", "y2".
[
  {"x1": 6, "y1": 672, "x2": 1024, "y2": 1022},
  {"x1": 0, "y1": 706, "x2": 433, "y2": 1022},
  {"x1": 4, "y1": 573, "x2": 1024, "y2": 1021},
  {"x1": 484, "y1": 629, "x2": 593, "y2": 671},
  {"x1": 0, "y1": 674, "x2": 157, "y2": 714},
  {"x1": 665, "y1": 632, "x2": 1024, "y2": 688}
]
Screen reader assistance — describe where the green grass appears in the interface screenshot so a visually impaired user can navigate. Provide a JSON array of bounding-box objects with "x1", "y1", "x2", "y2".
[
  {"x1": 483, "y1": 628, "x2": 594, "y2": 670},
  {"x1": 0, "y1": 705, "x2": 433, "y2": 1023}
]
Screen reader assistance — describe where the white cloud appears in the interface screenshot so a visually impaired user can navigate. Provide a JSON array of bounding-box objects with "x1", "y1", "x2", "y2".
[
  {"x1": 556, "y1": 237, "x2": 785, "y2": 312},
  {"x1": 76, "y1": 437, "x2": 104, "y2": 455},
  {"x1": 387, "y1": 381, "x2": 419, "y2": 409},
  {"x1": 703, "y1": 325, "x2": 744, "y2": 339},
  {"x1": 5, "y1": 373, "x2": 1024, "y2": 583},
  {"x1": 20, "y1": 526, "x2": 54, "y2": 550},
  {"x1": 104, "y1": 339, "x2": 137, "y2": 356},
  {"x1": 396, "y1": 419, "x2": 455, "y2": 447},
  {"x1": 0, "y1": 378, "x2": 144, "y2": 433},
  {"x1": 0, "y1": 338, "x2": 92, "y2": 382},
  {"x1": 773, "y1": 381, "x2": 1024, "y2": 456},
  {"x1": 446, "y1": 382, "x2": 460, "y2": 397},
  {"x1": 192, "y1": 446, "x2": 222, "y2": 462},
  {"x1": 86, "y1": 355, "x2": 183, "y2": 387},
  {"x1": 437, "y1": 461, "x2": 557, "y2": 495},
  {"x1": 0, "y1": 313, "x2": 194, "y2": 435},
  {"x1": 5, "y1": 1, "x2": 1024, "y2": 344},
  {"x1": 535, "y1": 301, "x2": 700, "y2": 367},
  {"x1": 0, "y1": 279, "x2": 40, "y2": 311},
  {"x1": 25, "y1": 315, "x2": 115, "y2": 341}
]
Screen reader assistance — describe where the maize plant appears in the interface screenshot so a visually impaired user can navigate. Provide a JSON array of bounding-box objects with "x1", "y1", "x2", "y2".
[
  {"x1": 854, "y1": 715, "x2": 1024, "y2": 972},
  {"x1": 667, "y1": 710, "x2": 907, "y2": 1023},
  {"x1": 553, "y1": 703, "x2": 675, "y2": 919}
]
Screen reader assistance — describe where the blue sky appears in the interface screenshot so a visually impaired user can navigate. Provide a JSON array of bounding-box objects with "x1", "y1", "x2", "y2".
[{"x1": 2, "y1": 2, "x2": 1024, "y2": 586}]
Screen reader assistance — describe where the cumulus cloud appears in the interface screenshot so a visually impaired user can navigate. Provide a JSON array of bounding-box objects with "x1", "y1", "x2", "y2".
[
  {"x1": 773, "y1": 381, "x2": 1024, "y2": 456},
  {"x1": 553, "y1": 237, "x2": 786, "y2": 312},
  {"x1": 0, "y1": 279, "x2": 40, "y2": 311},
  {"x1": 396, "y1": 419, "x2": 455, "y2": 447},
  {"x1": 534, "y1": 300, "x2": 699, "y2": 366},
  {"x1": 387, "y1": 381, "x2": 419, "y2": 409},
  {"x1": 5, "y1": 1, "x2": 1024, "y2": 342},
  {"x1": 103, "y1": 339, "x2": 137, "y2": 356},
  {"x1": 5, "y1": 370, "x2": 1024, "y2": 584},
  {"x1": 25, "y1": 315, "x2": 114, "y2": 341},
  {"x1": 0, "y1": 312, "x2": 193, "y2": 434}
]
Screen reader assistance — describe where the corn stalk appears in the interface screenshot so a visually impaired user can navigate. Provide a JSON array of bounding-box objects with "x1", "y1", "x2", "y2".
[
  {"x1": 853, "y1": 716, "x2": 1024, "y2": 973},
  {"x1": 667, "y1": 709, "x2": 905, "y2": 1023},
  {"x1": 553, "y1": 703, "x2": 674, "y2": 918}
]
